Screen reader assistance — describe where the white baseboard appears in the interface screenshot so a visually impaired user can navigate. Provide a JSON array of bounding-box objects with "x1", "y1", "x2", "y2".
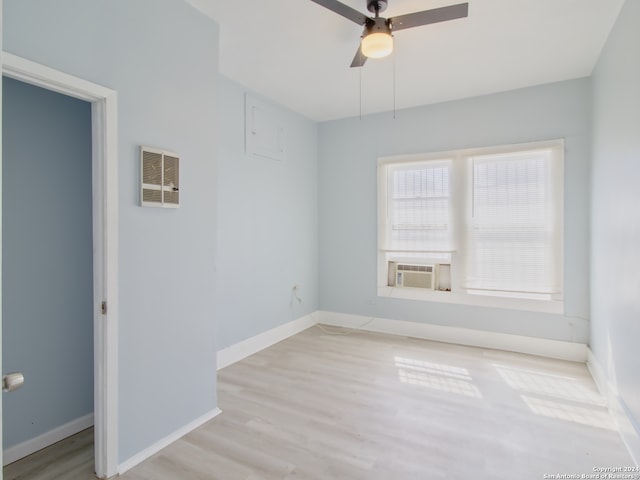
[
  {"x1": 118, "y1": 407, "x2": 222, "y2": 475},
  {"x1": 3, "y1": 413, "x2": 94, "y2": 466},
  {"x1": 316, "y1": 311, "x2": 588, "y2": 362},
  {"x1": 217, "y1": 310, "x2": 586, "y2": 368},
  {"x1": 587, "y1": 349, "x2": 640, "y2": 465},
  {"x1": 217, "y1": 314, "x2": 317, "y2": 370}
]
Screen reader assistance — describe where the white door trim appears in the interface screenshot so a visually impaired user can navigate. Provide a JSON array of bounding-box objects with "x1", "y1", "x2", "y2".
[{"x1": 1, "y1": 52, "x2": 119, "y2": 479}]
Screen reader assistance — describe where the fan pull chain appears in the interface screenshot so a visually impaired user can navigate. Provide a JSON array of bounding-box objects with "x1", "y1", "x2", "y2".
[
  {"x1": 359, "y1": 63, "x2": 362, "y2": 120},
  {"x1": 393, "y1": 41, "x2": 396, "y2": 119}
]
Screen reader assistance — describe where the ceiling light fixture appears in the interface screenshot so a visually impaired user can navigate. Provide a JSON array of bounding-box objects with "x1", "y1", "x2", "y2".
[
  {"x1": 309, "y1": 0, "x2": 468, "y2": 68},
  {"x1": 361, "y1": 17, "x2": 393, "y2": 59}
]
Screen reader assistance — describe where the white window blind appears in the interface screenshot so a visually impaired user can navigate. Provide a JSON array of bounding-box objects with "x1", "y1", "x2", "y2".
[
  {"x1": 385, "y1": 161, "x2": 452, "y2": 253},
  {"x1": 465, "y1": 148, "x2": 562, "y2": 296}
]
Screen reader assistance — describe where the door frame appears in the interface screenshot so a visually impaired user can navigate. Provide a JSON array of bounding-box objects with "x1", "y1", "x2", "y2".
[{"x1": 1, "y1": 52, "x2": 119, "y2": 479}]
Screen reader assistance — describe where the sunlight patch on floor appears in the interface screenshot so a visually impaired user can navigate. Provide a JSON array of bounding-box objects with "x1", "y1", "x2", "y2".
[
  {"x1": 395, "y1": 357, "x2": 482, "y2": 398},
  {"x1": 493, "y1": 364, "x2": 605, "y2": 405},
  {"x1": 521, "y1": 395, "x2": 616, "y2": 430},
  {"x1": 493, "y1": 363, "x2": 614, "y2": 430}
]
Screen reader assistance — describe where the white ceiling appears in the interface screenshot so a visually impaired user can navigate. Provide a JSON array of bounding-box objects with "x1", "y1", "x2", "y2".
[{"x1": 186, "y1": 0, "x2": 624, "y2": 122}]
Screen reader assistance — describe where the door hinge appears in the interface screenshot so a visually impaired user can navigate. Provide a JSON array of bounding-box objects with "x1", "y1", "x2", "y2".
[{"x1": 101, "y1": 301, "x2": 107, "y2": 315}]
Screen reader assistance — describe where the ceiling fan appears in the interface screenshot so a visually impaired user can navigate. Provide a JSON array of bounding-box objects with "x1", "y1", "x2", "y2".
[{"x1": 310, "y1": 0, "x2": 469, "y2": 67}]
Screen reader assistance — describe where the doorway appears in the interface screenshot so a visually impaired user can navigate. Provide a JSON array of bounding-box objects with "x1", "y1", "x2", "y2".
[
  {"x1": 1, "y1": 53, "x2": 119, "y2": 479},
  {"x1": 2, "y1": 75, "x2": 94, "y2": 472}
]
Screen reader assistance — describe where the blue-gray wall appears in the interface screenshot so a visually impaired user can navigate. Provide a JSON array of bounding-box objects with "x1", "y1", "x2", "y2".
[
  {"x1": 591, "y1": 0, "x2": 640, "y2": 458},
  {"x1": 2, "y1": 77, "x2": 93, "y2": 450},
  {"x1": 319, "y1": 78, "x2": 592, "y2": 343},
  {"x1": 4, "y1": 0, "x2": 220, "y2": 463},
  {"x1": 216, "y1": 76, "x2": 319, "y2": 350}
]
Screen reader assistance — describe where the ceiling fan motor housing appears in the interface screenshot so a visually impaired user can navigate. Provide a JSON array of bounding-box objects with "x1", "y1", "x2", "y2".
[
  {"x1": 364, "y1": 16, "x2": 392, "y2": 36},
  {"x1": 367, "y1": 0, "x2": 388, "y2": 14}
]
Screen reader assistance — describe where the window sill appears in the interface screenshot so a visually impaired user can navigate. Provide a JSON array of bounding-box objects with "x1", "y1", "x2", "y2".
[{"x1": 377, "y1": 286, "x2": 564, "y2": 314}]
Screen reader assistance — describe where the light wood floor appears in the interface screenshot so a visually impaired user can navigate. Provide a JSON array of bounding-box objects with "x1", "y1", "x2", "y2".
[
  {"x1": 5, "y1": 326, "x2": 632, "y2": 479},
  {"x1": 3, "y1": 427, "x2": 94, "y2": 480}
]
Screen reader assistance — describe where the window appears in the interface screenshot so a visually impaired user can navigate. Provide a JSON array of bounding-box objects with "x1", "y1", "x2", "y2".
[
  {"x1": 385, "y1": 160, "x2": 452, "y2": 254},
  {"x1": 378, "y1": 140, "x2": 564, "y2": 310}
]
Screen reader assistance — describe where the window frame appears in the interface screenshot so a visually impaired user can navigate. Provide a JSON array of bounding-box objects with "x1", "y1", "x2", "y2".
[{"x1": 377, "y1": 140, "x2": 564, "y2": 314}]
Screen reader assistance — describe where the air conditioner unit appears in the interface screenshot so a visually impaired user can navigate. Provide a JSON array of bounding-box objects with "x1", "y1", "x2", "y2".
[{"x1": 394, "y1": 264, "x2": 435, "y2": 290}]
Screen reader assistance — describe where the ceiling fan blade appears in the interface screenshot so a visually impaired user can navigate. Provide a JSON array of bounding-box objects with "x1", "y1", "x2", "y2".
[
  {"x1": 309, "y1": 0, "x2": 368, "y2": 25},
  {"x1": 390, "y1": 3, "x2": 468, "y2": 32},
  {"x1": 350, "y1": 45, "x2": 367, "y2": 68}
]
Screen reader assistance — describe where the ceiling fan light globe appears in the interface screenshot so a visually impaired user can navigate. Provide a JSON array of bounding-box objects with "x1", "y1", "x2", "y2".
[{"x1": 361, "y1": 32, "x2": 393, "y2": 58}]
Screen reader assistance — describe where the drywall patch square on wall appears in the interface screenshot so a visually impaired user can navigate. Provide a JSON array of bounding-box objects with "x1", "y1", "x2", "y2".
[{"x1": 245, "y1": 94, "x2": 286, "y2": 161}]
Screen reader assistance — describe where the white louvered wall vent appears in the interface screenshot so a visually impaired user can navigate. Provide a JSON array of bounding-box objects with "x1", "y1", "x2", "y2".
[{"x1": 140, "y1": 146, "x2": 180, "y2": 208}]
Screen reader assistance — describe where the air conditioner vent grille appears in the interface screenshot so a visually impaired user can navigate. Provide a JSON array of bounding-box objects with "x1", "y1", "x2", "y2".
[{"x1": 397, "y1": 264, "x2": 433, "y2": 273}]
